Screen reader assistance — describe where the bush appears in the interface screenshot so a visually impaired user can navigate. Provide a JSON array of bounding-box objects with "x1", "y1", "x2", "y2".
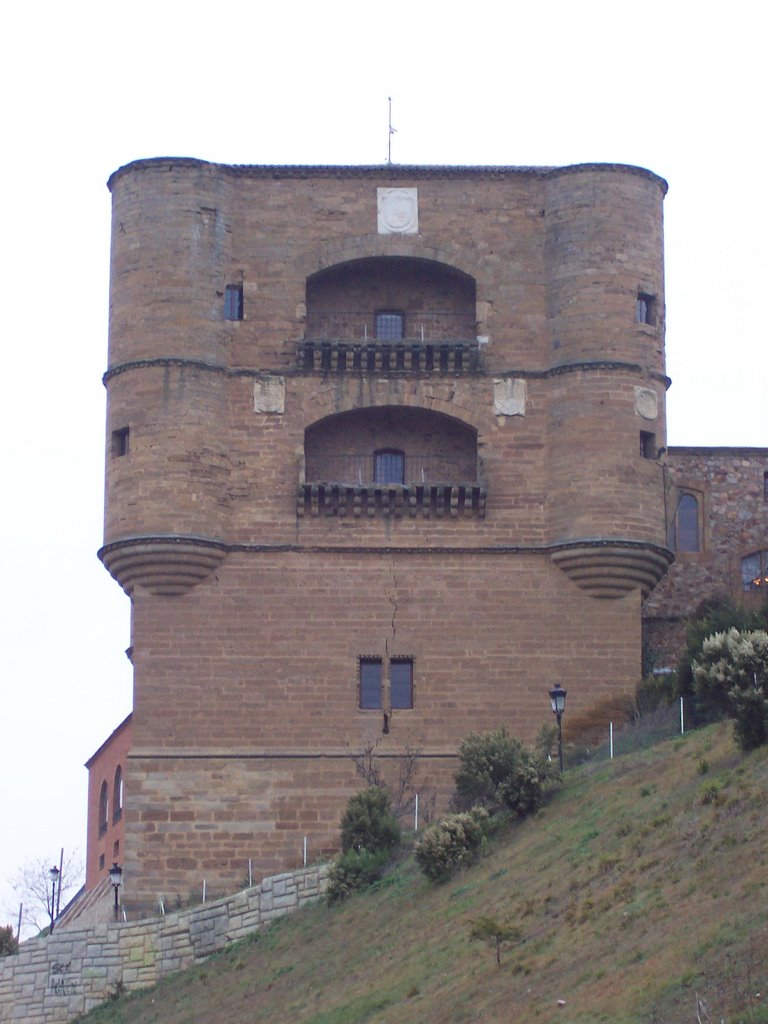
[
  {"x1": 415, "y1": 808, "x2": 489, "y2": 882},
  {"x1": 0, "y1": 925, "x2": 18, "y2": 957},
  {"x1": 340, "y1": 786, "x2": 401, "y2": 854},
  {"x1": 693, "y1": 628, "x2": 768, "y2": 751},
  {"x1": 326, "y1": 849, "x2": 389, "y2": 903},
  {"x1": 454, "y1": 729, "x2": 554, "y2": 815}
]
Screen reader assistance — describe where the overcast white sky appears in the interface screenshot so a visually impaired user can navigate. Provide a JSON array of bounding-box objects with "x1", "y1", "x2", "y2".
[{"x1": 1, "y1": 0, "x2": 766, "y2": 933}]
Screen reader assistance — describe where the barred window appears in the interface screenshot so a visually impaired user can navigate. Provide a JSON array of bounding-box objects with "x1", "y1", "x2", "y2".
[
  {"x1": 359, "y1": 658, "x2": 382, "y2": 709},
  {"x1": 374, "y1": 449, "x2": 405, "y2": 484},
  {"x1": 375, "y1": 310, "x2": 404, "y2": 340},
  {"x1": 224, "y1": 284, "x2": 243, "y2": 320}
]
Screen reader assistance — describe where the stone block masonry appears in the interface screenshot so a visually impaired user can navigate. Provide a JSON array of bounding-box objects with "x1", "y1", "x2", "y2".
[{"x1": 0, "y1": 864, "x2": 329, "y2": 1024}]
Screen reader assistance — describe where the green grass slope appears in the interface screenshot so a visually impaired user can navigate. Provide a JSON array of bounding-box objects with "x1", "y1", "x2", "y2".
[{"x1": 79, "y1": 722, "x2": 768, "y2": 1024}]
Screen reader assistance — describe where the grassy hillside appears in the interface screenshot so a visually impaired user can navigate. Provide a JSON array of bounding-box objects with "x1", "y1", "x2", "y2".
[{"x1": 79, "y1": 722, "x2": 768, "y2": 1024}]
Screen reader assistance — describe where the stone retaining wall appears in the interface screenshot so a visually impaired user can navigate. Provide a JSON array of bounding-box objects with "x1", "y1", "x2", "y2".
[{"x1": 0, "y1": 864, "x2": 329, "y2": 1023}]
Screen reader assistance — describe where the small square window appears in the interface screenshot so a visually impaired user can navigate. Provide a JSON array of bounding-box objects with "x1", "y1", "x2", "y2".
[
  {"x1": 375, "y1": 310, "x2": 404, "y2": 341},
  {"x1": 390, "y1": 659, "x2": 413, "y2": 709},
  {"x1": 112, "y1": 427, "x2": 129, "y2": 458},
  {"x1": 224, "y1": 284, "x2": 243, "y2": 321},
  {"x1": 359, "y1": 659, "x2": 382, "y2": 709},
  {"x1": 640, "y1": 431, "x2": 656, "y2": 459},
  {"x1": 636, "y1": 292, "x2": 657, "y2": 326}
]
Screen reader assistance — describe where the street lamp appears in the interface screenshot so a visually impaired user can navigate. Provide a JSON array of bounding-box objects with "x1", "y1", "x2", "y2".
[
  {"x1": 108, "y1": 862, "x2": 123, "y2": 922},
  {"x1": 48, "y1": 866, "x2": 60, "y2": 934},
  {"x1": 549, "y1": 683, "x2": 568, "y2": 773}
]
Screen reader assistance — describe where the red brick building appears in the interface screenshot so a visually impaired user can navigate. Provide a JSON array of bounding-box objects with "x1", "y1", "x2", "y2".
[
  {"x1": 98, "y1": 158, "x2": 680, "y2": 913},
  {"x1": 84, "y1": 714, "x2": 131, "y2": 891}
]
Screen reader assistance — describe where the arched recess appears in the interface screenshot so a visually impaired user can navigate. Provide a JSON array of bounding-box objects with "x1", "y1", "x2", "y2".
[
  {"x1": 113, "y1": 765, "x2": 123, "y2": 823},
  {"x1": 305, "y1": 256, "x2": 477, "y2": 344},
  {"x1": 305, "y1": 406, "x2": 478, "y2": 484}
]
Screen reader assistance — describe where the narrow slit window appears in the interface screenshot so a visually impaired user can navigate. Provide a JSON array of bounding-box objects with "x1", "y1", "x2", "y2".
[
  {"x1": 359, "y1": 658, "x2": 382, "y2": 709},
  {"x1": 636, "y1": 292, "x2": 657, "y2": 326},
  {"x1": 374, "y1": 449, "x2": 405, "y2": 484},
  {"x1": 224, "y1": 284, "x2": 243, "y2": 321},
  {"x1": 640, "y1": 431, "x2": 656, "y2": 459},
  {"x1": 390, "y1": 659, "x2": 413, "y2": 709},
  {"x1": 112, "y1": 427, "x2": 129, "y2": 458},
  {"x1": 375, "y1": 310, "x2": 404, "y2": 341},
  {"x1": 98, "y1": 781, "x2": 109, "y2": 836},
  {"x1": 113, "y1": 765, "x2": 123, "y2": 823},
  {"x1": 763, "y1": 471, "x2": 768, "y2": 502}
]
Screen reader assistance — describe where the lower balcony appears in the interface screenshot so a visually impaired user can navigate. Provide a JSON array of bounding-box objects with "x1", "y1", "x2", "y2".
[
  {"x1": 296, "y1": 481, "x2": 487, "y2": 518},
  {"x1": 298, "y1": 339, "x2": 479, "y2": 374}
]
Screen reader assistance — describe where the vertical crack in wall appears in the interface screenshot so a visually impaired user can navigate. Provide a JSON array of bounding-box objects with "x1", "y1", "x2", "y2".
[{"x1": 386, "y1": 556, "x2": 399, "y2": 655}]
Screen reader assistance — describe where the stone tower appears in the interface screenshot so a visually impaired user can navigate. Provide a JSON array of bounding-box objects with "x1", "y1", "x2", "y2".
[{"x1": 101, "y1": 159, "x2": 671, "y2": 912}]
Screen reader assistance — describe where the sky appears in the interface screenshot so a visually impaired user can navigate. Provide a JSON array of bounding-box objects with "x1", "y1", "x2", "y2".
[{"x1": 1, "y1": 0, "x2": 766, "y2": 934}]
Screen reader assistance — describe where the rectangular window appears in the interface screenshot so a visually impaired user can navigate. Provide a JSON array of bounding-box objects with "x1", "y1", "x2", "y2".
[
  {"x1": 375, "y1": 310, "x2": 404, "y2": 341},
  {"x1": 112, "y1": 427, "x2": 129, "y2": 457},
  {"x1": 374, "y1": 449, "x2": 405, "y2": 484},
  {"x1": 359, "y1": 659, "x2": 382, "y2": 709},
  {"x1": 636, "y1": 292, "x2": 657, "y2": 326},
  {"x1": 224, "y1": 284, "x2": 243, "y2": 321},
  {"x1": 390, "y1": 659, "x2": 413, "y2": 709},
  {"x1": 640, "y1": 431, "x2": 656, "y2": 459}
]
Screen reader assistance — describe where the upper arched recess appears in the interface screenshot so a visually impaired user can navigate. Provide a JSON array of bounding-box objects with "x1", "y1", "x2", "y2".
[{"x1": 305, "y1": 256, "x2": 477, "y2": 344}]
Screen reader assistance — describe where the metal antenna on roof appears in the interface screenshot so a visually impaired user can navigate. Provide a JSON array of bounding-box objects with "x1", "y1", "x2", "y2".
[{"x1": 387, "y1": 96, "x2": 396, "y2": 164}]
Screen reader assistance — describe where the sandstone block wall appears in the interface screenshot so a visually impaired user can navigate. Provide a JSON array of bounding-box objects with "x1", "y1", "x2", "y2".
[{"x1": 0, "y1": 865, "x2": 328, "y2": 1024}]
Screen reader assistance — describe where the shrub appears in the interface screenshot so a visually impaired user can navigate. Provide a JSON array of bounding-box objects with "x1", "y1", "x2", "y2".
[
  {"x1": 693, "y1": 628, "x2": 768, "y2": 750},
  {"x1": 326, "y1": 849, "x2": 389, "y2": 903},
  {"x1": 340, "y1": 786, "x2": 401, "y2": 854},
  {"x1": 454, "y1": 729, "x2": 554, "y2": 815},
  {"x1": 415, "y1": 808, "x2": 489, "y2": 882},
  {"x1": 0, "y1": 925, "x2": 18, "y2": 957}
]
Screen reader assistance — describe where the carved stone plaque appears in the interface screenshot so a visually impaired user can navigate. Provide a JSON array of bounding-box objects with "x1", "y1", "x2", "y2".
[
  {"x1": 254, "y1": 375, "x2": 285, "y2": 414},
  {"x1": 377, "y1": 188, "x2": 418, "y2": 234},
  {"x1": 634, "y1": 387, "x2": 658, "y2": 420},
  {"x1": 493, "y1": 378, "x2": 527, "y2": 416}
]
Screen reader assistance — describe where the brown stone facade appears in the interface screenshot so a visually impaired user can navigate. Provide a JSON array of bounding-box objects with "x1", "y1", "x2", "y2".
[
  {"x1": 100, "y1": 159, "x2": 673, "y2": 912},
  {"x1": 643, "y1": 447, "x2": 768, "y2": 666}
]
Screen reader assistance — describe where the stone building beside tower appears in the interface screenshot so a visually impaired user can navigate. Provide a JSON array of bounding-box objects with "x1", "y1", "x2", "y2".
[{"x1": 99, "y1": 157, "x2": 677, "y2": 913}]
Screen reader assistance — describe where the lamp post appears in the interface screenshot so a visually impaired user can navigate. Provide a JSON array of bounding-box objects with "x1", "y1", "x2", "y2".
[
  {"x1": 48, "y1": 866, "x2": 59, "y2": 934},
  {"x1": 549, "y1": 684, "x2": 568, "y2": 773},
  {"x1": 108, "y1": 863, "x2": 123, "y2": 922}
]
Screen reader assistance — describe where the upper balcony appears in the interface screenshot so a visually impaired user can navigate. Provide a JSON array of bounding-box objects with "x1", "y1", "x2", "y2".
[{"x1": 302, "y1": 256, "x2": 478, "y2": 375}]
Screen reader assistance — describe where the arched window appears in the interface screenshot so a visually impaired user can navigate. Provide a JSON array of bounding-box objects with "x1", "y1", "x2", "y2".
[
  {"x1": 742, "y1": 550, "x2": 768, "y2": 592},
  {"x1": 374, "y1": 449, "x2": 405, "y2": 484},
  {"x1": 674, "y1": 494, "x2": 700, "y2": 552},
  {"x1": 98, "y1": 781, "x2": 109, "y2": 836},
  {"x1": 113, "y1": 766, "x2": 123, "y2": 823}
]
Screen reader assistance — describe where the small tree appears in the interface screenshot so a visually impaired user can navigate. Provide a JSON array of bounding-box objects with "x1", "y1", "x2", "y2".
[
  {"x1": 0, "y1": 925, "x2": 19, "y2": 957},
  {"x1": 469, "y1": 915, "x2": 522, "y2": 966},
  {"x1": 340, "y1": 787, "x2": 401, "y2": 854},
  {"x1": 454, "y1": 729, "x2": 554, "y2": 815},
  {"x1": 7, "y1": 853, "x2": 83, "y2": 939},
  {"x1": 693, "y1": 628, "x2": 768, "y2": 751}
]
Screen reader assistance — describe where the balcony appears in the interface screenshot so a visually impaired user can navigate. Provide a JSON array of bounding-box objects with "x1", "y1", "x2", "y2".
[
  {"x1": 297, "y1": 453, "x2": 486, "y2": 519},
  {"x1": 299, "y1": 312, "x2": 479, "y2": 374}
]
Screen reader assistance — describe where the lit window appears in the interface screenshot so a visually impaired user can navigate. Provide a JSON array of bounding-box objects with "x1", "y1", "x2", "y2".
[
  {"x1": 224, "y1": 284, "x2": 243, "y2": 321},
  {"x1": 113, "y1": 766, "x2": 123, "y2": 824},
  {"x1": 672, "y1": 494, "x2": 700, "y2": 553},
  {"x1": 636, "y1": 292, "x2": 657, "y2": 326},
  {"x1": 390, "y1": 659, "x2": 413, "y2": 709},
  {"x1": 640, "y1": 431, "x2": 656, "y2": 459},
  {"x1": 99, "y1": 781, "x2": 109, "y2": 836},
  {"x1": 374, "y1": 449, "x2": 405, "y2": 484},
  {"x1": 112, "y1": 427, "x2": 129, "y2": 458},
  {"x1": 742, "y1": 550, "x2": 768, "y2": 592},
  {"x1": 375, "y1": 310, "x2": 404, "y2": 340},
  {"x1": 359, "y1": 659, "x2": 382, "y2": 709}
]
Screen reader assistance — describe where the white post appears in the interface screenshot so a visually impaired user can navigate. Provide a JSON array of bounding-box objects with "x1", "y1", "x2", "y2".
[
  {"x1": 303, "y1": 836, "x2": 308, "y2": 867},
  {"x1": 248, "y1": 859, "x2": 252, "y2": 888},
  {"x1": 202, "y1": 879, "x2": 206, "y2": 903},
  {"x1": 609, "y1": 721, "x2": 614, "y2": 760},
  {"x1": 414, "y1": 793, "x2": 419, "y2": 831},
  {"x1": 420, "y1": 325, "x2": 424, "y2": 342},
  {"x1": 680, "y1": 696, "x2": 685, "y2": 734},
  {"x1": 364, "y1": 322, "x2": 368, "y2": 342}
]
